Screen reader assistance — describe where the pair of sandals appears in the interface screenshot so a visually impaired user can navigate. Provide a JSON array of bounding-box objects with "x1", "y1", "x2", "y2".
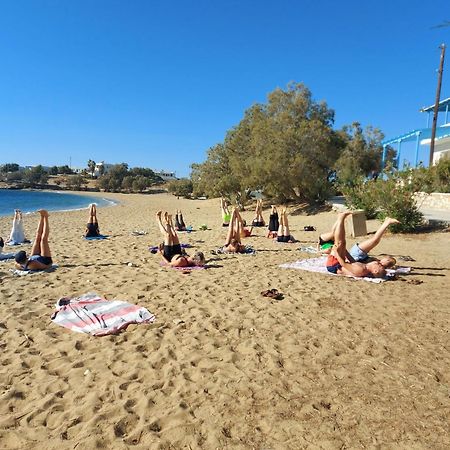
[
  {"x1": 303, "y1": 225, "x2": 316, "y2": 232},
  {"x1": 261, "y1": 288, "x2": 284, "y2": 300}
]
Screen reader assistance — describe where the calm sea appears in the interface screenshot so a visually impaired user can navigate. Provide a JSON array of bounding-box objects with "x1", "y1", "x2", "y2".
[{"x1": 0, "y1": 190, "x2": 116, "y2": 217}]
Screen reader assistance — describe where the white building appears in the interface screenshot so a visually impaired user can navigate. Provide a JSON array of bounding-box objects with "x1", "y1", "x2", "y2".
[{"x1": 154, "y1": 170, "x2": 177, "y2": 181}]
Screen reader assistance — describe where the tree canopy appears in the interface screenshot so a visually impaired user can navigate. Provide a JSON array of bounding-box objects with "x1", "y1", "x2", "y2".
[{"x1": 191, "y1": 82, "x2": 390, "y2": 204}]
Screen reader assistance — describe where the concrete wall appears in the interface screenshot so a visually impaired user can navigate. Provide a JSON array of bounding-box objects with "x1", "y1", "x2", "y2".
[{"x1": 414, "y1": 192, "x2": 450, "y2": 210}]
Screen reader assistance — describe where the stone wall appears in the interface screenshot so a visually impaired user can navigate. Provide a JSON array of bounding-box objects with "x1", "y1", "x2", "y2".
[{"x1": 414, "y1": 192, "x2": 450, "y2": 210}]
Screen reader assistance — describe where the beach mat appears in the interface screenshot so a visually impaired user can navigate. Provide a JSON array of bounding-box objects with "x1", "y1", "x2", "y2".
[
  {"x1": 51, "y1": 292, "x2": 155, "y2": 336},
  {"x1": 280, "y1": 256, "x2": 410, "y2": 283},
  {"x1": 0, "y1": 253, "x2": 16, "y2": 261},
  {"x1": 10, "y1": 264, "x2": 59, "y2": 276},
  {"x1": 84, "y1": 235, "x2": 109, "y2": 240}
]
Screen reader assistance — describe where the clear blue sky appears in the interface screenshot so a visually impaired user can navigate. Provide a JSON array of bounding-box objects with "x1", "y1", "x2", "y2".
[{"x1": 1, "y1": 0, "x2": 449, "y2": 176}]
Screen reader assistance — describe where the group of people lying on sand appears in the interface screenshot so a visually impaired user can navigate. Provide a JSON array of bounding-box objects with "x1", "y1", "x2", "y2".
[{"x1": 3, "y1": 198, "x2": 400, "y2": 279}]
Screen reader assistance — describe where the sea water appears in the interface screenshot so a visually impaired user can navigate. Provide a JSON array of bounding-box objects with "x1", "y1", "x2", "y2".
[{"x1": 0, "y1": 190, "x2": 115, "y2": 217}]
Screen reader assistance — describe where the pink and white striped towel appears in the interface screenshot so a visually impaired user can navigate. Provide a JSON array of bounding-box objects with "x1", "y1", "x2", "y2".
[{"x1": 51, "y1": 293, "x2": 155, "y2": 336}]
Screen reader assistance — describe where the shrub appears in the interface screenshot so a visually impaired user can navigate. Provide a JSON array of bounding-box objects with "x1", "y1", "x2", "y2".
[
  {"x1": 340, "y1": 177, "x2": 378, "y2": 219},
  {"x1": 167, "y1": 179, "x2": 193, "y2": 198}
]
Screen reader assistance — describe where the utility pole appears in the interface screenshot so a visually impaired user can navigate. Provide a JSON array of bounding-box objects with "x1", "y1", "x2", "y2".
[{"x1": 429, "y1": 43, "x2": 446, "y2": 166}]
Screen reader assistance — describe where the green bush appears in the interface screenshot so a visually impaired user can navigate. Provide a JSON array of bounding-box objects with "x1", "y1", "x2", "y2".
[
  {"x1": 341, "y1": 175, "x2": 423, "y2": 233},
  {"x1": 340, "y1": 178, "x2": 378, "y2": 219}
]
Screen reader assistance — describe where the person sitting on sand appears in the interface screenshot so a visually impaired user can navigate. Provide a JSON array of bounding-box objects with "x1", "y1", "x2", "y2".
[
  {"x1": 175, "y1": 210, "x2": 187, "y2": 231},
  {"x1": 222, "y1": 208, "x2": 247, "y2": 253},
  {"x1": 326, "y1": 212, "x2": 386, "y2": 278},
  {"x1": 0, "y1": 237, "x2": 4, "y2": 254},
  {"x1": 318, "y1": 216, "x2": 399, "y2": 268},
  {"x1": 251, "y1": 199, "x2": 265, "y2": 227},
  {"x1": 157, "y1": 211, "x2": 205, "y2": 268},
  {"x1": 15, "y1": 210, "x2": 53, "y2": 271},
  {"x1": 276, "y1": 207, "x2": 295, "y2": 243},
  {"x1": 267, "y1": 205, "x2": 279, "y2": 238},
  {"x1": 85, "y1": 203, "x2": 100, "y2": 238},
  {"x1": 220, "y1": 198, "x2": 231, "y2": 227},
  {"x1": 7, "y1": 209, "x2": 27, "y2": 244}
]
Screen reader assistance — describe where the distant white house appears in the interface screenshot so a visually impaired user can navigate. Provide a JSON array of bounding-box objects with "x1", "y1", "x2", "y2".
[
  {"x1": 94, "y1": 161, "x2": 115, "y2": 177},
  {"x1": 154, "y1": 170, "x2": 177, "y2": 181}
]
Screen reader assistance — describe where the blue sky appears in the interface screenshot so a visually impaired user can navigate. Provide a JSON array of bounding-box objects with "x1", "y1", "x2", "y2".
[{"x1": 0, "y1": 1, "x2": 449, "y2": 176}]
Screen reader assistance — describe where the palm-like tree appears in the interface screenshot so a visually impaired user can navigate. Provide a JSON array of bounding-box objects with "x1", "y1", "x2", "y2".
[{"x1": 87, "y1": 159, "x2": 96, "y2": 177}]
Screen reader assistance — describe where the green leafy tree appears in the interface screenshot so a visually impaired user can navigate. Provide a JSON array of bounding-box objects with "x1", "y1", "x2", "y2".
[
  {"x1": 0, "y1": 163, "x2": 20, "y2": 173},
  {"x1": 49, "y1": 166, "x2": 59, "y2": 175},
  {"x1": 191, "y1": 82, "x2": 341, "y2": 203},
  {"x1": 167, "y1": 178, "x2": 193, "y2": 198},
  {"x1": 132, "y1": 176, "x2": 149, "y2": 192},
  {"x1": 66, "y1": 174, "x2": 87, "y2": 190},
  {"x1": 87, "y1": 159, "x2": 96, "y2": 177},
  {"x1": 24, "y1": 165, "x2": 48, "y2": 184},
  {"x1": 57, "y1": 165, "x2": 73, "y2": 175}
]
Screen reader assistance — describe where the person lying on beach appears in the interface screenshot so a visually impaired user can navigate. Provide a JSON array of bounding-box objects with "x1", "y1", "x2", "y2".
[
  {"x1": 220, "y1": 198, "x2": 231, "y2": 227},
  {"x1": 319, "y1": 216, "x2": 399, "y2": 268},
  {"x1": 6, "y1": 209, "x2": 28, "y2": 244},
  {"x1": 85, "y1": 203, "x2": 100, "y2": 237},
  {"x1": 222, "y1": 208, "x2": 247, "y2": 253},
  {"x1": 326, "y1": 212, "x2": 386, "y2": 278},
  {"x1": 276, "y1": 207, "x2": 295, "y2": 243},
  {"x1": 175, "y1": 210, "x2": 187, "y2": 231},
  {"x1": 15, "y1": 210, "x2": 53, "y2": 271},
  {"x1": 251, "y1": 199, "x2": 265, "y2": 227},
  {"x1": 157, "y1": 211, "x2": 205, "y2": 268},
  {"x1": 267, "y1": 205, "x2": 279, "y2": 238}
]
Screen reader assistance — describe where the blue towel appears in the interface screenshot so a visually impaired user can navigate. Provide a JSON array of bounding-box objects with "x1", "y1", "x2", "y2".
[{"x1": 84, "y1": 235, "x2": 109, "y2": 240}]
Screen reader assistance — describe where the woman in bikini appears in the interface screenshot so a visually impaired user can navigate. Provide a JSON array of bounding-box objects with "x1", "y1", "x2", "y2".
[
  {"x1": 220, "y1": 198, "x2": 231, "y2": 227},
  {"x1": 175, "y1": 210, "x2": 187, "y2": 231},
  {"x1": 15, "y1": 210, "x2": 53, "y2": 271},
  {"x1": 156, "y1": 211, "x2": 205, "y2": 268},
  {"x1": 85, "y1": 203, "x2": 100, "y2": 237},
  {"x1": 222, "y1": 208, "x2": 247, "y2": 253},
  {"x1": 276, "y1": 207, "x2": 295, "y2": 243},
  {"x1": 251, "y1": 199, "x2": 265, "y2": 227},
  {"x1": 267, "y1": 205, "x2": 279, "y2": 238}
]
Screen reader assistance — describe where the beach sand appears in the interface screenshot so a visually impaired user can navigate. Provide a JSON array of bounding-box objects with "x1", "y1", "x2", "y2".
[{"x1": 0, "y1": 192, "x2": 449, "y2": 449}]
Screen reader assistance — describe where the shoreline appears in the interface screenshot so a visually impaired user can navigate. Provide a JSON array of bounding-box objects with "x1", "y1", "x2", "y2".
[{"x1": 0, "y1": 189, "x2": 120, "y2": 218}]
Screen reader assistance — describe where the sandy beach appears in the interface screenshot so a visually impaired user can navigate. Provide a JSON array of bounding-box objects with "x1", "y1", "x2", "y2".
[{"x1": 0, "y1": 191, "x2": 449, "y2": 449}]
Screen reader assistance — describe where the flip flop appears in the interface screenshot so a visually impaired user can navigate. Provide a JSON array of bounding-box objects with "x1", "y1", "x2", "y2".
[{"x1": 261, "y1": 289, "x2": 284, "y2": 300}]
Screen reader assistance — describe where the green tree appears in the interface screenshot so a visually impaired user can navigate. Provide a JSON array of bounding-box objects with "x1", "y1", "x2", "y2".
[
  {"x1": 191, "y1": 82, "x2": 341, "y2": 203},
  {"x1": 167, "y1": 178, "x2": 193, "y2": 198},
  {"x1": 0, "y1": 163, "x2": 20, "y2": 173},
  {"x1": 87, "y1": 159, "x2": 96, "y2": 177},
  {"x1": 24, "y1": 165, "x2": 48, "y2": 184},
  {"x1": 334, "y1": 123, "x2": 390, "y2": 186},
  {"x1": 49, "y1": 166, "x2": 59, "y2": 175},
  {"x1": 66, "y1": 174, "x2": 87, "y2": 190}
]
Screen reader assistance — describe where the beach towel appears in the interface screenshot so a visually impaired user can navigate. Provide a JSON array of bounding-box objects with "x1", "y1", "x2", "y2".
[
  {"x1": 9, "y1": 264, "x2": 59, "y2": 276},
  {"x1": 6, "y1": 240, "x2": 31, "y2": 246},
  {"x1": 159, "y1": 261, "x2": 207, "y2": 270},
  {"x1": 213, "y1": 245, "x2": 256, "y2": 255},
  {"x1": 298, "y1": 245, "x2": 319, "y2": 254},
  {"x1": 0, "y1": 253, "x2": 15, "y2": 261},
  {"x1": 131, "y1": 230, "x2": 148, "y2": 236},
  {"x1": 84, "y1": 235, "x2": 108, "y2": 240},
  {"x1": 51, "y1": 293, "x2": 155, "y2": 336},
  {"x1": 149, "y1": 243, "x2": 192, "y2": 254},
  {"x1": 280, "y1": 257, "x2": 410, "y2": 283}
]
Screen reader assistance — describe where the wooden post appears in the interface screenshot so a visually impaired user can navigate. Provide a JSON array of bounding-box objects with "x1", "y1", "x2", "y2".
[{"x1": 429, "y1": 44, "x2": 446, "y2": 166}]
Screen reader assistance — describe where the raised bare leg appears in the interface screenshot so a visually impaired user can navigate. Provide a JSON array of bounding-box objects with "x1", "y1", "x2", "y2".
[
  {"x1": 358, "y1": 217, "x2": 400, "y2": 253},
  {"x1": 333, "y1": 212, "x2": 352, "y2": 259},
  {"x1": 39, "y1": 210, "x2": 51, "y2": 257}
]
